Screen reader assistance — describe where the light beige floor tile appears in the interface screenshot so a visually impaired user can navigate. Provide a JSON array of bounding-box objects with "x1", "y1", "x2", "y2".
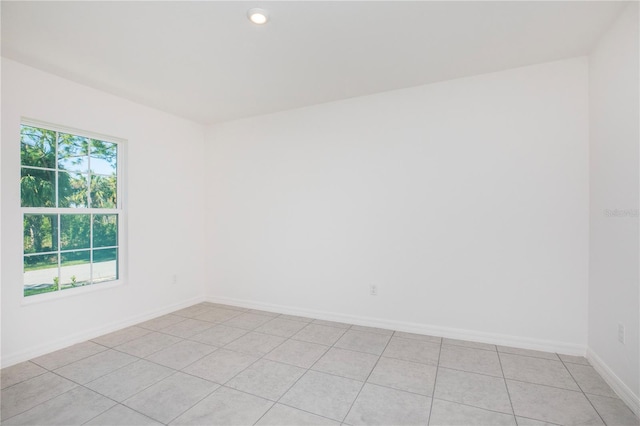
[
  {"x1": 247, "y1": 309, "x2": 280, "y2": 317},
  {"x1": 349, "y1": 325, "x2": 394, "y2": 336},
  {"x1": 394, "y1": 331, "x2": 442, "y2": 343},
  {"x1": 146, "y1": 340, "x2": 217, "y2": 370},
  {"x1": 265, "y1": 339, "x2": 329, "y2": 369},
  {"x1": 8, "y1": 305, "x2": 626, "y2": 426},
  {"x1": 85, "y1": 359, "x2": 173, "y2": 402},
  {"x1": 255, "y1": 318, "x2": 308, "y2": 338},
  {"x1": 558, "y1": 354, "x2": 590, "y2": 365},
  {"x1": 345, "y1": 383, "x2": 431, "y2": 425},
  {"x1": 368, "y1": 357, "x2": 437, "y2": 396},
  {"x1": 429, "y1": 399, "x2": 516, "y2": 426},
  {"x1": 256, "y1": 403, "x2": 340, "y2": 425},
  {"x1": 161, "y1": 319, "x2": 215, "y2": 338},
  {"x1": 203, "y1": 303, "x2": 248, "y2": 312},
  {"x1": 172, "y1": 305, "x2": 211, "y2": 319},
  {"x1": 171, "y1": 386, "x2": 273, "y2": 425},
  {"x1": 182, "y1": 348, "x2": 258, "y2": 383},
  {"x1": 124, "y1": 372, "x2": 218, "y2": 423},
  {"x1": 1, "y1": 362, "x2": 47, "y2": 389},
  {"x1": 278, "y1": 314, "x2": 314, "y2": 323},
  {"x1": 312, "y1": 319, "x2": 351, "y2": 329},
  {"x1": 500, "y1": 353, "x2": 580, "y2": 391},
  {"x1": 497, "y1": 346, "x2": 559, "y2": 361},
  {"x1": 586, "y1": 393, "x2": 639, "y2": 426},
  {"x1": 194, "y1": 307, "x2": 242, "y2": 323},
  {"x1": 3, "y1": 386, "x2": 114, "y2": 425},
  {"x1": 334, "y1": 330, "x2": 390, "y2": 356},
  {"x1": 223, "y1": 313, "x2": 274, "y2": 330},
  {"x1": 226, "y1": 359, "x2": 306, "y2": 401},
  {"x1": 115, "y1": 332, "x2": 182, "y2": 358},
  {"x1": 138, "y1": 314, "x2": 186, "y2": 331},
  {"x1": 189, "y1": 324, "x2": 248, "y2": 346},
  {"x1": 515, "y1": 417, "x2": 560, "y2": 426},
  {"x1": 507, "y1": 380, "x2": 604, "y2": 425},
  {"x1": 225, "y1": 332, "x2": 286, "y2": 356},
  {"x1": 54, "y1": 349, "x2": 137, "y2": 384},
  {"x1": 280, "y1": 370, "x2": 362, "y2": 421},
  {"x1": 564, "y1": 363, "x2": 617, "y2": 398},
  {"x1": 0, "y1": 372, "x2": 77, "y2": 420},
  {"x1": 293, "y1": 324, "x2": 348, "y2": 346},
  {"x1": 434, "y1": 367, "x2": 512, "y2": 414},
  {"x1": 312, "y1": 347, "x2": 378, "y2": 381},
  {"x1": 439, "y1": 345, "x2": 503, "y2": 377},
  {"x1": 85, "y1": 404, "x2": 162, "y2": 425},
  {"x1": 442, "y1": 338, "x2": 496, "y2": 351},
  {"x1": 382, "y1": 336, "x2": 440, "y2": 365},
  {"x1": 92, "y1": 326, "x2": 151, "y2": 347},
  {"x1": 31, "y1": 341, "x2": 107, "y2": 370}
]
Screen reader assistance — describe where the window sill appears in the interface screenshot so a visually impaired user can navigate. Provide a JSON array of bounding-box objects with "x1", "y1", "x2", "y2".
[{"x1": 21, "y1": 279, "x2": 126, "y2": 306}]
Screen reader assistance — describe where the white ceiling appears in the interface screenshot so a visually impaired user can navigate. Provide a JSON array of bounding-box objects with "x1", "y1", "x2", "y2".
[{"x1": 1, "y1": 1, "x2": 628, "y2": 124}]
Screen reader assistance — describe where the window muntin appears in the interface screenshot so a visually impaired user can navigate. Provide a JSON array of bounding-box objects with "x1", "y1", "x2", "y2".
[{"x1": 21, "y1": 122, "x2": 122, "y2": 297}]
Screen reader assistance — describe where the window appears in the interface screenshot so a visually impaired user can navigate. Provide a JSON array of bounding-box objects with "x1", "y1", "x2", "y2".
[{"x1": 20, "y1": 121, "x2": 124, "y2": 298}]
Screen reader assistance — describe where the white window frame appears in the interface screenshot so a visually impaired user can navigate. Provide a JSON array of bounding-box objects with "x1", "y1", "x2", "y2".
[{"x1": 20, "y1": 118, "x2": 127, "y2": 304}]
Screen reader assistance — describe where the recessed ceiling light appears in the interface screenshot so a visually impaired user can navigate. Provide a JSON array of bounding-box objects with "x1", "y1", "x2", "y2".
[{"x1": 247, "y1": 8, "x2": 269, "y2": 25}]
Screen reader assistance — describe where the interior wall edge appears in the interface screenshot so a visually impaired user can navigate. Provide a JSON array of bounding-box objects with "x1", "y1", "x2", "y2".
[
  {"x1": 0, "y1": 295, "x2": 205, "y2": 369},
  {"x1": 587, "y1": 347, "x2": 640, "y2": 417},
  {"x1": 206, "y1": 295, "x2": 586, "y2": 357}
]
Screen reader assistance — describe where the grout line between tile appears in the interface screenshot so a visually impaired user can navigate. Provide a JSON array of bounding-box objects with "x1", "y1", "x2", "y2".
[
  {"x1": 80, "y1": 403, "x2": 161, "y2": 425},
  {"x1": 431, "y1": 396, "x2": 520, "y2": 419},
  {"x1": 44, "y1": 370, "x2": 163, "y2": 426},
  {"x1": 496, "y1": 349, "x2": 561, "y2": 362},
  {"x1": 504, "y1": 377, "x2": 594, "y2": 394},
  {"x1": 269, "y1": 401, "x2": 346, "y2": 425},
  {"x1": 340, "y1": 330, "x2": 394, "y2": 423},
  {"x1": 431, "y1": 362, "x2": 504, "y2": 380},
  {"x1": 426, "y1": 337, "x2": 443, "y2": 425},
  {"x1": 514, "y1": 414, "x2": 564, "y2": 426},
  {"x1": 289, "y1": 322, "x2": 349, "y2": 346},
  {"x1": 441, "y1": 341, "x2": 497, "y2": 352},
  {"x1": 250, "y1": 340, "x2": 335, "y2": 424},
  {"x1": 78, "y1": 360, "x2": 174, "y2": 413},
  {"x1": 0, "y1": 379, "x2": 82, "y2": 424},
  {"x1": 55, "y1": 348, "x2": 139, "y2": 386},
  {"x1": 558, "y1": 356, "x2": 608, "y2": 425},
  {"x1": 0, "y1": 367, "x2": 50, "y2": 391},
  {"x1": 175, "y1": 328, "x2": 252, "y2": 373},
  {"x1": 92, "y1": 345, "x2": 230, "y2": 423},
  {"x1": 162, "y1": 381, "x2": 222, "y2": 424},
  {"x1": 254, "y1": 315, "x2": 373, "y2": 424},
  {"x1": 496, "y1": 349, "x2": 518, "y2": 425},
  {"x1": 29, "y1": 342, "x2": 110, "y2": 371},
  {"x1": 137, "y1": 314, "x2": 189, "y2": 332},
  {"x1": 119, "y1": 370, "x2": 187, "y2": 425}
]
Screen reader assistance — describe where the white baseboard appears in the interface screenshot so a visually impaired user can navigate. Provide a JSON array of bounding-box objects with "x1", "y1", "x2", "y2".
[
  {"x1": 587, "y1": 348, "x2": 640, "y2": 417},
  {"x1": 206, "y1": 295, "x2": 586, "y2": 356},
  {"x1": 0, "y1": 295, "x2": 205, "y2": 369}
]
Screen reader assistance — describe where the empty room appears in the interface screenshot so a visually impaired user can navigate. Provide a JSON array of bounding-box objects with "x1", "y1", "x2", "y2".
[{"x1": 1, "y1": 1, "x2": 639, "y2": 425}]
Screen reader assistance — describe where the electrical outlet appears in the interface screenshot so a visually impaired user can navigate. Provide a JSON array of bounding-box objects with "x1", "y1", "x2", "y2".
[
  {"x1": 369, "y1": 285, "x2": 378, "y2": 296},
  {"x1": 172, "y1": 274, "x2": 178, "y2": 285},
  {"x1": 618, "y1": 323, "x2": 625, "y2": 344}
]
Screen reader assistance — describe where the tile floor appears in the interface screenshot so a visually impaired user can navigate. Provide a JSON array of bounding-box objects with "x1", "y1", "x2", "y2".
[{"x1": 1, "y1": 302, "x2": 638, "y2": 425}]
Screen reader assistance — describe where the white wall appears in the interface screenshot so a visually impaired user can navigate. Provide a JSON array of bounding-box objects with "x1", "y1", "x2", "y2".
[
  {"x1": 588, "y1": 2, "x2": 640, "y2": 409},
  {"x1": 205, "y1": 57, "x2": 590, "y2": 353},
  {"x1": 1, "y1": 59, "x2": 206, "y2": 366}
]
